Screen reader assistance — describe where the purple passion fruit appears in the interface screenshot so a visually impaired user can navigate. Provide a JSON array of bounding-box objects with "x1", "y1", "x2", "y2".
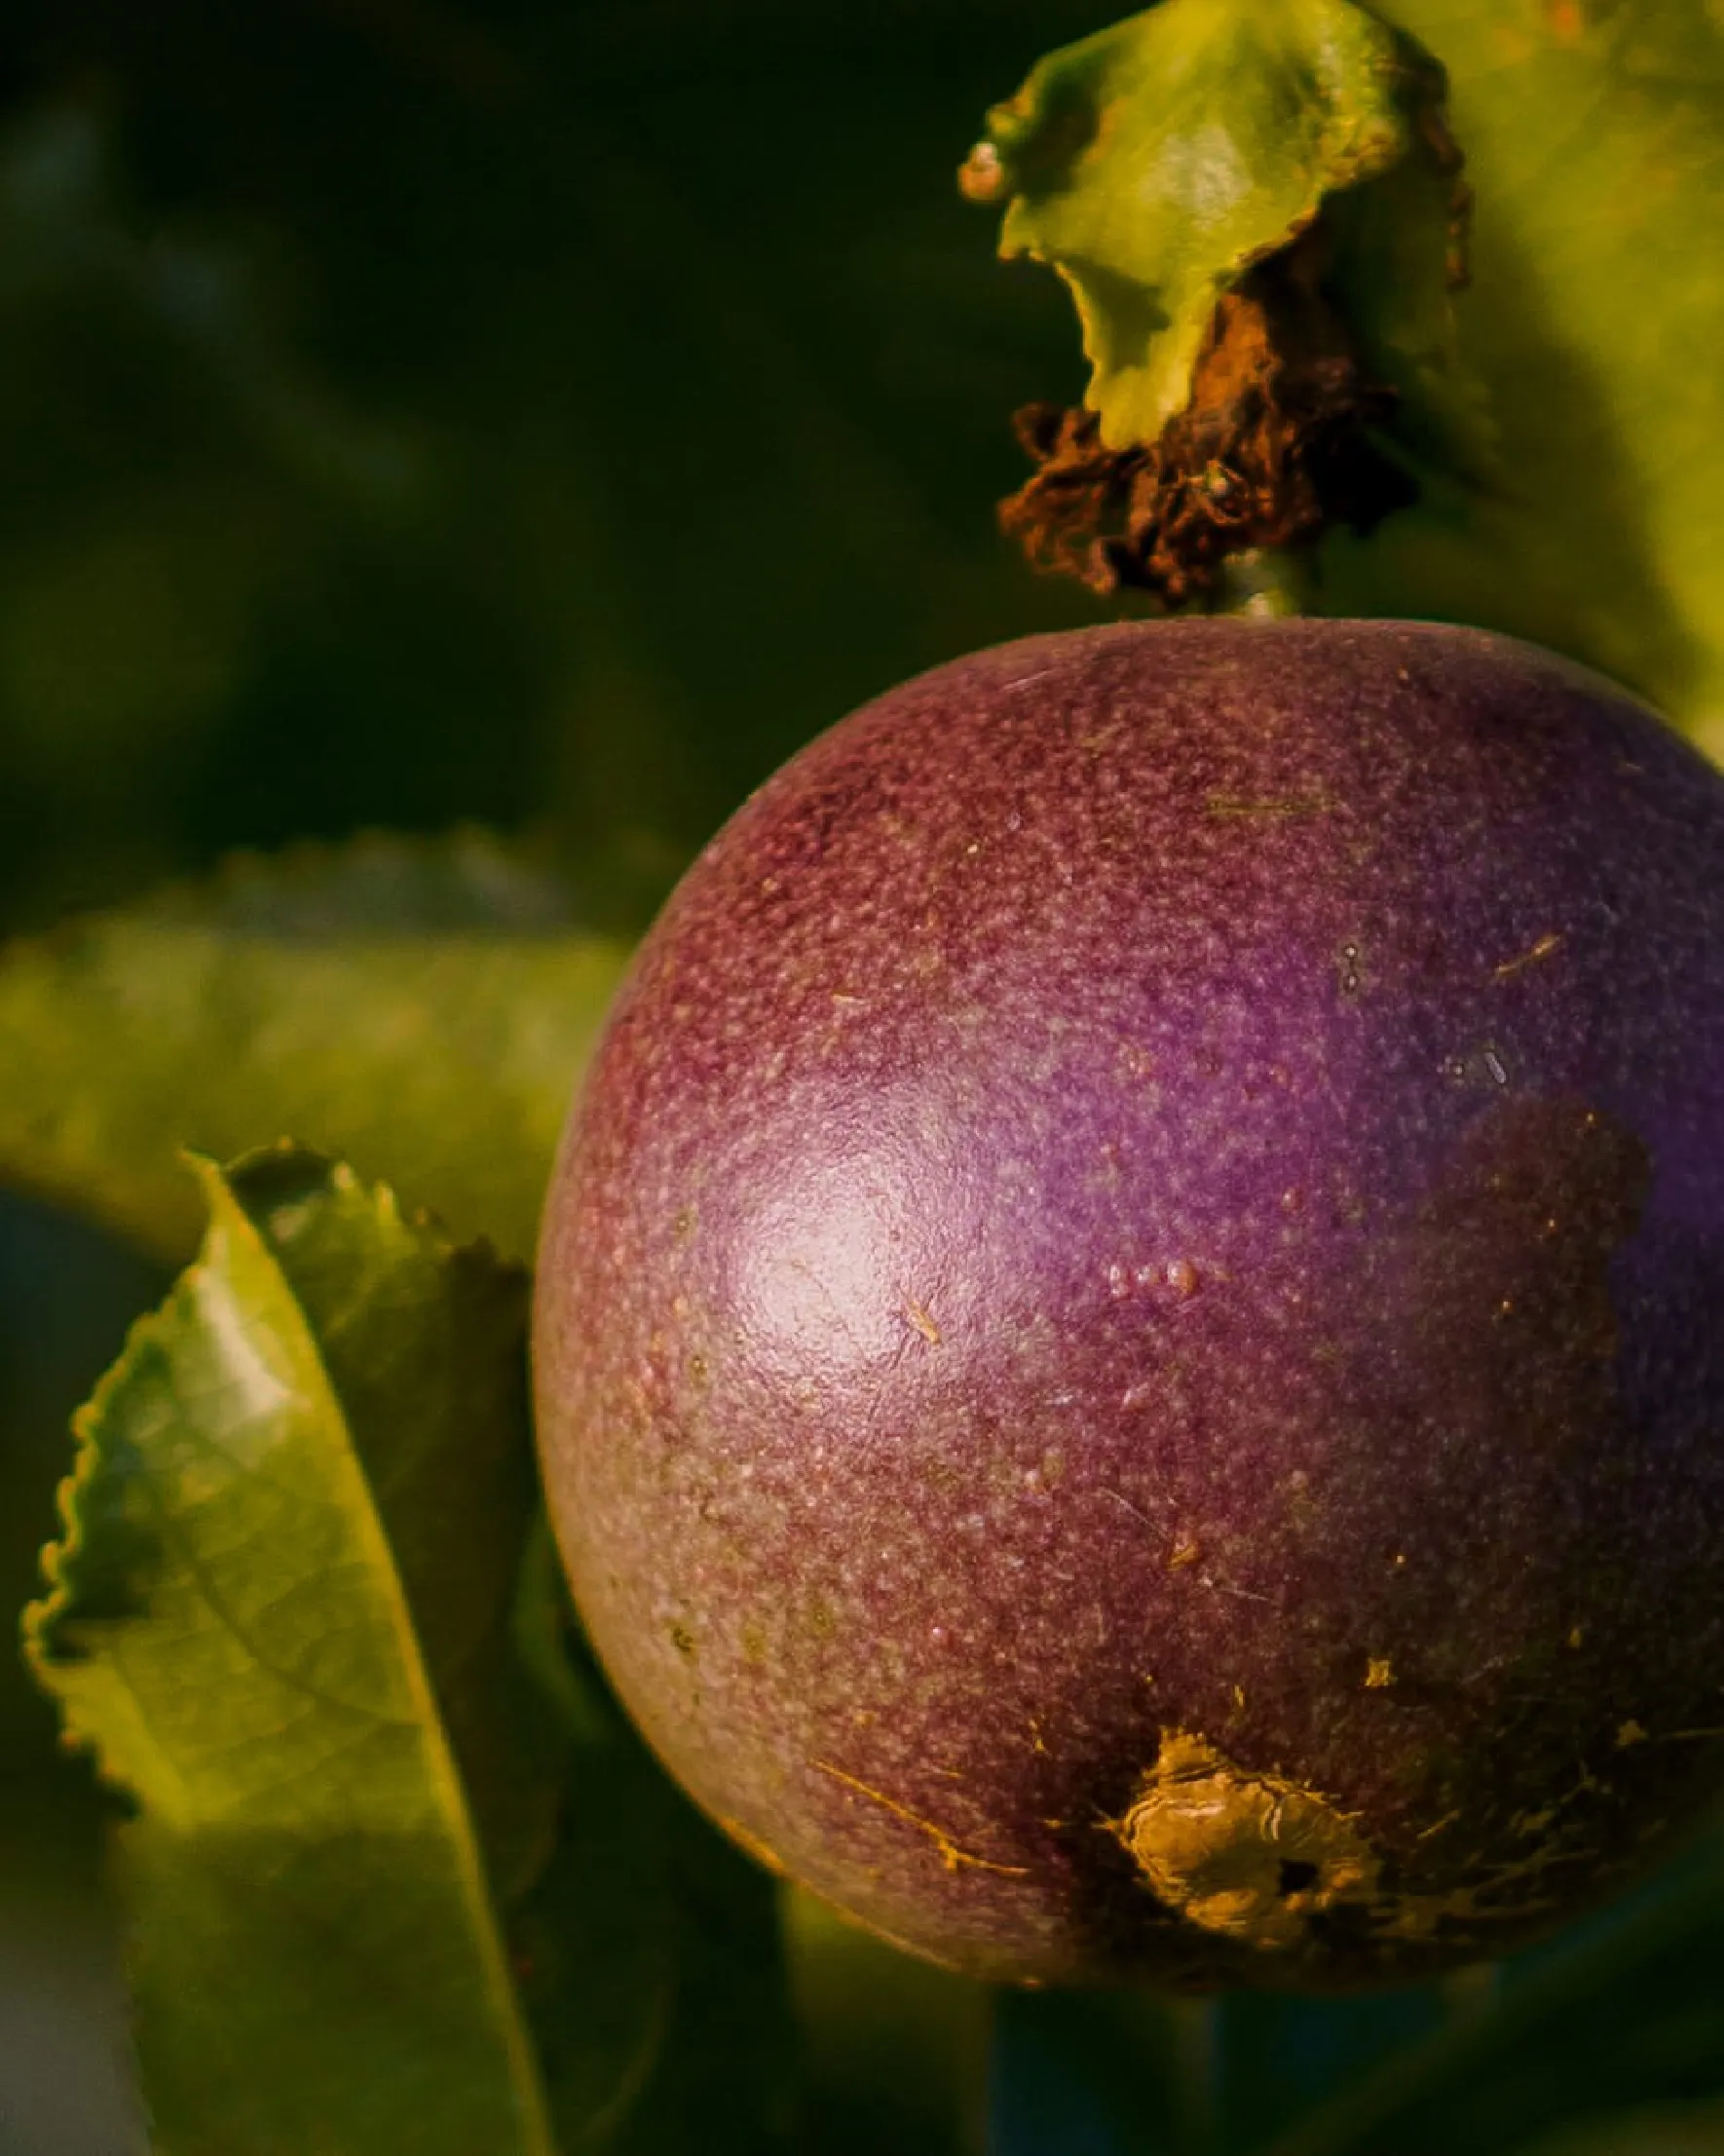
[{"x1": 535, "y1": 620, "x2": 1724, "y2": 1988}]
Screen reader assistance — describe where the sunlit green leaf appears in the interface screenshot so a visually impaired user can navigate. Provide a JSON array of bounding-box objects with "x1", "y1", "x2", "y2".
[
  {"x1": 1321, "y1": 0, "x2": 1724, "y2": 751},
  {"x1": 965, "y1": 0, "x2": 1480, "y2": 461},
  {"x1": 965, "y1": 0, "x2": 1724, "y2": 751},
  {"x1": 22, "y1": 1148, "x2": 558, "y2": 2154},
  {"x1": 0, "y1": 830, "x2": 630, "y2": 1266}
]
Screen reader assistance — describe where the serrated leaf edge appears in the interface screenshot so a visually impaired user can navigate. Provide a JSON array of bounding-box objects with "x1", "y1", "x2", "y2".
[{"x1": 22, "y1": 1146, "x2": 559, "y2": 2156}]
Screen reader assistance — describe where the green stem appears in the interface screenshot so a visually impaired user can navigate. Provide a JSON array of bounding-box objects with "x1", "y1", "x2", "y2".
[{"x1": 1218, "y1": 546, "x2": 1319, "y2": 620}]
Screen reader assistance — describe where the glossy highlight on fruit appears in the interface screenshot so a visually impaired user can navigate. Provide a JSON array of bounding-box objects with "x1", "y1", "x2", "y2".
[{"x1": 535, "y1": 620, "x2": 1724, "y2": 1988}]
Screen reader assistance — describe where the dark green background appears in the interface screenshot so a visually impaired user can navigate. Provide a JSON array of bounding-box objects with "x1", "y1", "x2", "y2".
[{"x1": 0, "y1": 7, "x2": 1106, "y2": 2146}]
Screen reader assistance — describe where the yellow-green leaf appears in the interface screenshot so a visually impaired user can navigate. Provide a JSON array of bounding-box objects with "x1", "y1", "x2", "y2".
[
  {"x1": 23, "y1": 1149, "x2": 556, "y2": 2156},
  {"x1": 967, "y1": 0, "x2": 1476, "y2": 459},
  {"x1": 1323, "y1": 0, "x2": 1724, "y2": 754},
  {"x1": 0, "y1": 830, "x2": 630, "y2": 1266}
]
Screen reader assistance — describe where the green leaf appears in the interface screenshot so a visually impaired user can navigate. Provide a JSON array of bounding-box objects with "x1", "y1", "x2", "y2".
[
  {"x1": 966, "y1": 0, "x2": 1477, "y2": 458},
  {"x1": 22, "y1": 1148, "x2": 557, "y2": 2156},
  {"x1": 966, "y1": 1, "x2": 1724, "y2": 748},
  {"x1": 1321, "y1": 0, "x2": 1724, "y2": 753},
  {"x1": 0, "y1": 829, "x2": 631, "y2": 1266}
]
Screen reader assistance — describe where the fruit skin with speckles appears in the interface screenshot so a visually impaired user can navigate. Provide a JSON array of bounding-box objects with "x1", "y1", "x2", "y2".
[{"x1": 535, "y1": 619, "x2": 1724, "y2": 1988}]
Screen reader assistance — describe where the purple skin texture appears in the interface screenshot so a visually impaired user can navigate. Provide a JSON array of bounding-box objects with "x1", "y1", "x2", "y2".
[{"x1": 535, "y1": 620, "x2": 1724, "y2": 1988}]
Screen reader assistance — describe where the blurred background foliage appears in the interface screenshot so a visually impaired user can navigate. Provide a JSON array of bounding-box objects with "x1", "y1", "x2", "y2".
[
  {"x1": 0, "y1": 5, "x2": 1104, "y2": 2144},
  {"x1": 0, "y1": 0, "x2": 1117, "y2": 943},
  {"x1": 2, "y1": 1, "x2": 1724, "y2": 2151}
]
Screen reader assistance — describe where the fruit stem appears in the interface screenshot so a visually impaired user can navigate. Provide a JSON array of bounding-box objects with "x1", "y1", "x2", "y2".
[
  {"x1": 1218, "y1": 547, "x2": 1318, "y2": 621},
  {"x1": 966, "y1": 0, "x2": 1474, "y2": 613}
]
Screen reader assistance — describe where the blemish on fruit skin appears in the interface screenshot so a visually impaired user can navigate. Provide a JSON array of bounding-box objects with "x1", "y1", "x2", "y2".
[
  {"x1": 812, "y1": 1760, "x2": 1031, "y2": 1877},
  {"x1": 1365, "y1": 1657, "x2": 1395, "y2": 1689},
  {"x1": 1102, "y1": 1487, "x2": 1158, "y2": 1535},
  {"x1": 903, "y1": 1298, "x2": 943, "y2": 1345},
  {"x1": 1113, "y1": 1736, "x2": 1592, "y2": 1956},
  {"x1": 1616, "y1": 1719, "x2": 1649, "y2": 1749},
  {"x1": 1493, "y1": 930, "x2": 1563, "y2": 980},
  {"x1": 1204, "y1": 793, "x2": 1332, "y2": 819},
  {"x1": 1110, "y1": 1731, "x2": 1381, "y2": 1948},
  {"x1": 720, "y1": 1816, "x2": 789, "y2": 1877}
]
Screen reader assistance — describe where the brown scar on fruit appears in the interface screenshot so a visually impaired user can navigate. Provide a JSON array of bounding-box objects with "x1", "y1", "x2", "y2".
[
  {"x1": 1379, "y1": 1752, "x2": 1627, "y2": 1942},
  {"x1": 1493, "y1": 930, "x2": 1564, "y2": 980},
  {"x1": 812, "y1": 1760, "x2": 1031, "y2": 1877},
  {"x1": 1109, "y1": 1733, "x2": 1598, "y2": 1953},
  {"x1": 1206, "y1": 793, "x2": 1333, "y2": 819},
  {"x1": 1375, "y1": 1843, "x2": 1583, "y2": 1942},
  {"x1": 1107, "y1": 1731, "x2": 1381, "y2": 1948},
  {"x1": 902, "y1": 1298, "x2": 943, "y2": 1345}
]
